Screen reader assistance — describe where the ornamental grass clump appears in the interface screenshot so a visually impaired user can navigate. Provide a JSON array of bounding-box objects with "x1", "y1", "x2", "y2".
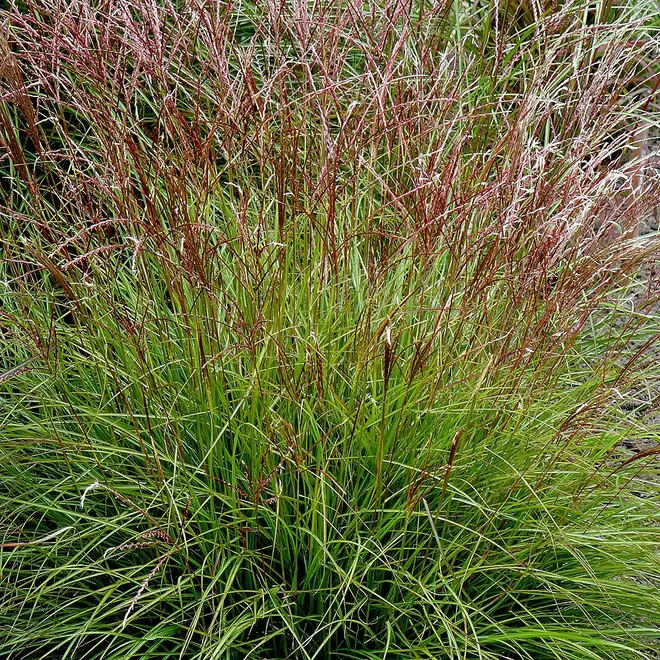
[{"x1": 0, "y1": 1, "x2": 659, "y2": 658}]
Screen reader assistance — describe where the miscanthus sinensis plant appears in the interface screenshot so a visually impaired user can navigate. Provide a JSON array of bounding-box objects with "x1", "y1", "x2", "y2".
[{"x1": 1, "y1": 0, "x2": 659, "y2": 658}]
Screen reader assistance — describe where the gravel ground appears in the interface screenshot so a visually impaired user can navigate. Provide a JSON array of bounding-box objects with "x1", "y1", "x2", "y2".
[
  {"x1": 610, "y1": 128, "x2": 660, "y2": 449},
  {"x1": 610, "y1": 207, "x2": 660, "y2": 475},
  {"x1": 622, "y1": 209, "x2": 660, "y2": 435}
]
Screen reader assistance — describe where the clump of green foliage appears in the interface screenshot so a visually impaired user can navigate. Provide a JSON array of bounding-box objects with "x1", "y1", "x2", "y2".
[{"x1": 1, "y1": 1, "x2": 659, "y2": 658}]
